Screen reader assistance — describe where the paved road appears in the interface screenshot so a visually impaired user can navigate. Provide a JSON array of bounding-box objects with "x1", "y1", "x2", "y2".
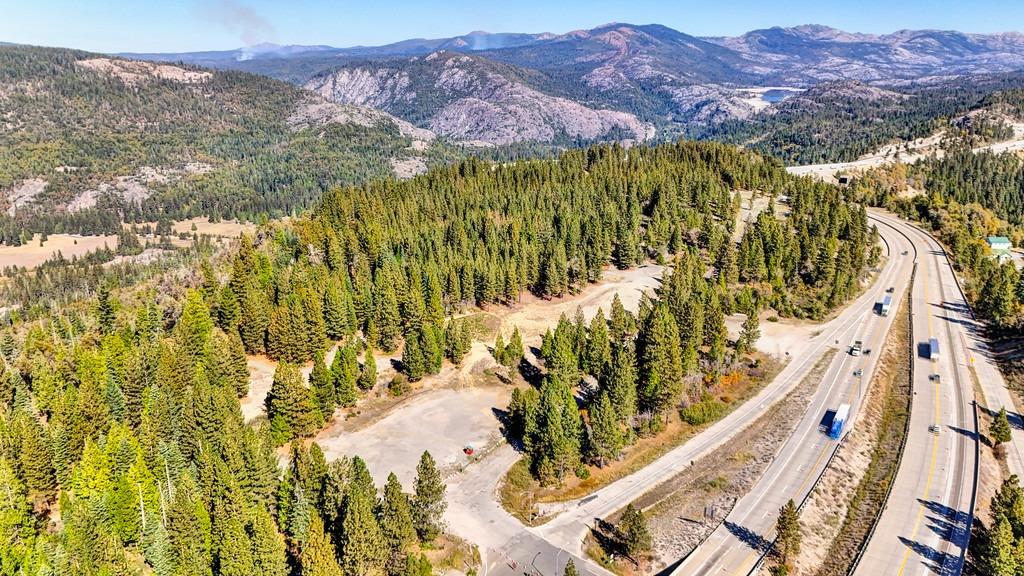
[
  {"x1": 786, "y1": 125, "x2": 1024, "y2": 183},
  {"x1": 671, "y1": 214, "x2": 914, "y2": 575},
  {"x1": 441, "y1": 218, "x2": 913, "y2": 576},
  {"x1": 852, "y1": 213, "x2": 977, "y2": 576}
]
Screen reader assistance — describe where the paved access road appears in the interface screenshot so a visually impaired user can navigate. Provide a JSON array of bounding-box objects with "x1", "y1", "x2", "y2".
[
  {"x1": 440, "y1": 218, "x2": 914, "y2": 576},
  {"x1": 671, "y1": 213, "x2": 914, "y2": 575}
]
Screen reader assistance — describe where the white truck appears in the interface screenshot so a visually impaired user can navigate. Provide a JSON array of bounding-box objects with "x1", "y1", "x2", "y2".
[{"x1": 879, "y1": 294, "x2": 892, "y2": 316}]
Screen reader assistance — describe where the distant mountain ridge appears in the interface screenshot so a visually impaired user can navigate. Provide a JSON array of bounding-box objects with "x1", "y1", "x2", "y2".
[{"x1": 103, "y1": 23, "x2": 1024, "y2": 150}]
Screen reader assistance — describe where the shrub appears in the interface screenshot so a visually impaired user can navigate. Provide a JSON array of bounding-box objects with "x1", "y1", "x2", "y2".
[{"x1": 680, "y1": 394, "x2": 726, "y2": 426}]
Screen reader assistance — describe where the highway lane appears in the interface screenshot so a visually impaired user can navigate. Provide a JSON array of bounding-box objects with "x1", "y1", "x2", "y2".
[
  {"x1": 852, "y1": 213, "x2": 975, "y2": 576},
  {"x1": 532, "y1": 218, "x2": 913, "y2": 563},
  {"x1": 669, "y1": 214, "x2": 914, "y2": 575},
  {"x1": 443, "y1": 218, "x2": 916, "y2": 576}
]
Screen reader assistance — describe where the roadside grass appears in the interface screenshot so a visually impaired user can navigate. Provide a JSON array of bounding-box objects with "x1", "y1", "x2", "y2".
[
  {"x1": 424, "y1": 534, "x2": 481, "y2": 575},
  {"x1": 811, "y1": 284, "x2": 911, "y2": 576},
  {"x1": 510, "y1": 353, "x2": 784, "y2": 507},
  {"x1": 586, "y1": 348, "x2": 835, "y2": 572}
]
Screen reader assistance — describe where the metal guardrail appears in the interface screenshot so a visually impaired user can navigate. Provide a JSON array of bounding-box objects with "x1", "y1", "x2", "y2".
[
  {"x1": 903, "y1": 219, "x2": 981, "y2": 574},
  {"x1": 844, "y1": 261, "x2": 917, "y2": 575},
  {"x1": 744, "y1": 217, "x2": 914, "y2": 576}
]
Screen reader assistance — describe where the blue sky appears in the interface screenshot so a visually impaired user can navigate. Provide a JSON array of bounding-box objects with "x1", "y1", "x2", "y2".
[{"x1": 0, "y1": 0, "x2": 1020, "y2": 53}]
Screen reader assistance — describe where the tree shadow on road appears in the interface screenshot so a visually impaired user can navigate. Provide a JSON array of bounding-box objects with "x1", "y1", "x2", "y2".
[
  {"x1": 897, "y1": 536, "x2": 961, "y2": 576},
  {"x1": 723, "y1": 521, "x2": 771, "y2": 554}
]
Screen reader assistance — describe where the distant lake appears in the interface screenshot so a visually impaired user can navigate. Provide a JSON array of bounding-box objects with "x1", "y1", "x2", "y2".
[{"x1": 761, "y1": 89, "x2": 802, "y2": 103}]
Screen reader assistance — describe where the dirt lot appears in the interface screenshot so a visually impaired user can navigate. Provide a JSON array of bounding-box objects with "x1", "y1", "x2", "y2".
[
  {"x1": 499, "y1": 264, "x2": 663, "y2": 348},
  {"x1": 317, "y1": 383, "x2": 512, "y2": 487},
  {"x1": 239, "y1": 263, "x2": 667, "y2": 490},
  {"x1": 591, "y1": 350, "x2": 835, "y2": 572},
  {"x1": 0, "y1": 233, "x2": 119, "y2": 270}
]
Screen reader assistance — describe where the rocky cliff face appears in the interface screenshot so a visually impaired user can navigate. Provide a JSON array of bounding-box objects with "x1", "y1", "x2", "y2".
[{"x1": 306, "y1": 51, "x2": 653, "y2": 145}]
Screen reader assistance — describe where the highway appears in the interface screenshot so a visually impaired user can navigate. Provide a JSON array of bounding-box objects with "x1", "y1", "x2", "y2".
[
  {"x1": 444, "y1": 216, "x2": 914, "y2": 576},
  {"x1": 851, "y1": 213, "x2": 980, "y2": 576},
  {"x1": 670, "y1": 213, "x2": 914, "y2": 575},
  {"x1": 444, "y1": 209, "x2": 1024, "y2": 576}
]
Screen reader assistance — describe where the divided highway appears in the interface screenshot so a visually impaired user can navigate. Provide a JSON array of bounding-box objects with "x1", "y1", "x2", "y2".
[
  {"x1": 533, "y1": 218, "x2": 913, "y2": 567},
  {"x1": 448, "y1": 210, "x2": 1023, "y2": 576},
  {"x1": 447, "y1": 214, "x2": 915, "y2": 576},
  {"x1": 852, "y1": 213, "x2": 984, "y2": 576},
  {"x1": 672, "y1": 214, "x2": 914, "y2": 575}
]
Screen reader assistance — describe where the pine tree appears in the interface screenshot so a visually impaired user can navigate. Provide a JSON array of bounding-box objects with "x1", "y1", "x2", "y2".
[
  {"x1": 249, "y1": 507, "x2": 288, "y2": 576},
  {"x1": 17, "y1": 412, "x2": 56, "y2": 497},
  {"x1": 359, "y1": 347, "x2": 378, "y2": 392},
  {"x1": 216, "y1": 517, "x2": 255, "y2": 576},
  {"x1": 775, "y1": 499, "x2": 801, "y2": 566},
  {"x1": 379, "y1": 472, "x2": 417, "y2": 575},
  {"x1": 584, "y1": 310, "x2": 611, "y2": 376},
  {"x1": 403, "y1": 331, "x2": 426, "y2": 381},
  {"x1": 603, "y1": 344, "x2": 638, "y2": 426},
  {"x1": 992, "y1": 407, "x2": 1013, "y2": 448},
  {"x1": 608, "y1": 294, "x2": 636, "y2": 344},
  {"x1": 587, "y1": 392, "x2": 623, "y2": 467},
  {"x1": 445, "y1": 320, "x2": 471, "y2": 365},
  {"x1": 98, "y1": 283, "x2": 116, "y2": 335},
  {"x1": 178, "y1": 289, "x2": 214, "y2": 363},
  {"x1": 323, "y1": 282, "x2": 350, "y2": 341},
  {"x1": 737, "y1": 307, "x2": 761, "y2": 356},
  {"x1": 302, "y1": 513, "x2": 344, "y2": 576},
  {"x1": 493, "y1": 332, "x2": 506, "y2": 366},
  {"x1": 504, "y1": 326, "x2": 525, "y2": 369},
  {"x1": 339, "y1": 487, "x2": 384, "y2": 576},
  {"x1": 335, "y1": 344, "x2": 361, "y2": 404},
  {"x1": 638, "y1": 304, "x2": 684, "y2": 418},
  {"x1": 265, "y1": 362, "x2": 322, "y2": 443},
  {"x1": 619, "y1": 503, "x2": 651, "y2": 558},
  {"x1": 412, "y1": 451, "x2": 447, "y2": 542},
  {"x1": 532, "y1": 375, "x2": 583, "y2": 484},
  {"x1": 217, "y1": 284, "x2": 240, "y2": 330},
  {"x1": 310, "y1": 350, "x2": 336, "y2": 417}
]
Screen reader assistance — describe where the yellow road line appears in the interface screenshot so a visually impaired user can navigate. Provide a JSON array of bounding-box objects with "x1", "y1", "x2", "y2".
[{"x1": 895, "y1": 252, "x2": 942, "y2": 576}]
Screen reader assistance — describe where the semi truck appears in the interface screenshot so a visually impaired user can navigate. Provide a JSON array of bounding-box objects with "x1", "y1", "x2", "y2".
[
  {"x1": 879, "y1": 294, "x2": 892, "y2": 316},
  {"x1": 929, "y1": 337, "x2": 940, "y2": 361},
  {"x1": 829, "y1": 404, "x2": 851, "y2": 440}
]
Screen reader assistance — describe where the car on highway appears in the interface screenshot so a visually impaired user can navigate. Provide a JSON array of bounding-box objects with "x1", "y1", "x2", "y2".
[
  {"x1": 854, "y1": 368, "x2": 863, "y2": 377},
  {"x1": 886, "y1": 286, "x2": 895, "y2": 293},
  {"x1": 929, "y1": 373, "x2": 941, "y2": 382}
]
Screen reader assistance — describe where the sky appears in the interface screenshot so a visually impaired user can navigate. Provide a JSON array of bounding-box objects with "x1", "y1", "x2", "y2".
[{"x1": 0, "y1": 0, "x2": 1021, "y2": 54}]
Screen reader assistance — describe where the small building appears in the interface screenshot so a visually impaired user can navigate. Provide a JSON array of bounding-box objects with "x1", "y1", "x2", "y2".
[
  {"x1": 987, "y1": 236, "x2": 1013, "y2": 263},
  {"x1": 988, "y1": 236, "x2": 1012, "y2": 251}
]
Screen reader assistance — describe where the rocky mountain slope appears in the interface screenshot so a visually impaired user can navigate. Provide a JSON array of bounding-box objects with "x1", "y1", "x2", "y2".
[
  {"x1": 0, "y1": 44, "x2": 436, "y2": 238},
  {"x1": 137, "y1": 22, "x2": 1024, "y2": 146},
  {"x1": 304, "y1": 51, "x2": 653, "y2": 144}
]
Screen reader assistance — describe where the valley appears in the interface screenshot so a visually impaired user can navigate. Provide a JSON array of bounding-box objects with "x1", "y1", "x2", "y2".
[{"x1": 3, "y1": 7, "x2": 1024, "y2": 576}]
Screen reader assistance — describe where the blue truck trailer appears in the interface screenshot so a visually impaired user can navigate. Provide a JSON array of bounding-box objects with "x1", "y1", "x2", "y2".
[
  {"x1": 829, "y1": 403, "x2": 851, "y2": 440},
  {"x1": 929, "y1": 337, "x2": 940, "y2": 361}
]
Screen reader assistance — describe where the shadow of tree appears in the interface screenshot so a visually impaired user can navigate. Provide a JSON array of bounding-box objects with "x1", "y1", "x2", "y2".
[{"x1": 724, "y1": 521, "x2": 772, "y2": 553}]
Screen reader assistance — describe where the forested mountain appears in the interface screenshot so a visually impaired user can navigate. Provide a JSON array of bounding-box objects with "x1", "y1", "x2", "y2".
[
  {"x1": 699, "y1": 74, "x2": 1024, "y2": 164},
  {"x1": 0, "y1": 44, "x2": 437, "y2": 243},
  {"x1": 0, "y1": 139, "x2": 871, "y2": 575},
  {"x1": 130, "y1": 23, "x2": 1024, "y2": 153}
]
